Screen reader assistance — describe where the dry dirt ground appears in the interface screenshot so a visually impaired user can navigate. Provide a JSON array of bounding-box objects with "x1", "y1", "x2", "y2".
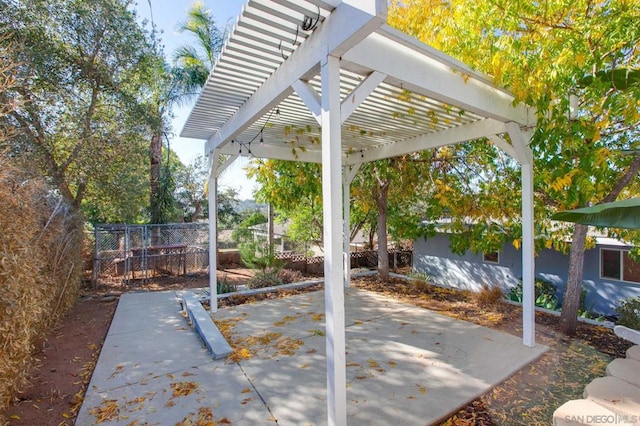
[{"x1": 1, "y1": 269, "x2": 633, "y2": 426}]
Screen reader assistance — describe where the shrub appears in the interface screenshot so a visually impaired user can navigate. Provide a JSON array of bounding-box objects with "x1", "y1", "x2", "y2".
[
  {"x1": 509, "y1": 279, "x2": 558, "y2": 303},
  {"x1": 475, "y1": 284, "x2": 504, "y2": 308},
  {"x1": 239, "y1": 237, "x2": 284, "y2": 272},
  {"x1": 411, "y1": 278, "x2": 432, "y2": 293},
  {"x1": 536, "y1": 293, "x2": 559, "y2": 311},
  {"x1": 217, "y1": 274, "x2": 237, "y2": 294},
  {"x1": 616, "y1": 296, "x2": 640, "y2": 330},
  {"x1": 277, "y1": 268, "x2": 303, "y2": 284},
  {"x1": 247, "y1": 269, "x2": 283, "y2": 289},
  {"x1": 407, "y1": 271, "x2": 434, "y2": 282},
  {"x1": 0, "y1": 155, "x2": 83, "y2": 411}
]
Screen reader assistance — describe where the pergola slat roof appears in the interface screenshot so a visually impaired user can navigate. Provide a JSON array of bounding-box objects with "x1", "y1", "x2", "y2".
[
  {"x1": 180, "y1": 2, "x2": 538, "y2": 424},
  {"x1": 181, "y1": 0, "x2": 535, "y2": 163}
]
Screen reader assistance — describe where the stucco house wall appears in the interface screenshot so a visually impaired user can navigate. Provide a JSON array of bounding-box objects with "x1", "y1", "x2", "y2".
[{"x1": 414, "y1": 233, "x2": 640, "y2": 316}]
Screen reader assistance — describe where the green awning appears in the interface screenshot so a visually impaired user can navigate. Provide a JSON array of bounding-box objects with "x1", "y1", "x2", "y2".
[{"x1": 551, "y1": 198, "x2": 640, "y2": 229}]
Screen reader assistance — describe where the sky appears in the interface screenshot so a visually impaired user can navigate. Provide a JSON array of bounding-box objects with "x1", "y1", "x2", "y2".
[{"x1": 135, "y1": 0, "x2": 257, "y2": 200}]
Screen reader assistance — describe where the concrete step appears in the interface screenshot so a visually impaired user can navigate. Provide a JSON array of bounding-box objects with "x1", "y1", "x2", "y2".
[
  {"x1": 584, "y1": 376, "x2": 640, "y2": 420},
  {"x1": 628, "y1": 345, "x2": 640, "y2": 361},
  {"x1": 607, "y1": 358, "x2": 640, "y2": 388},
  {"x1": 553, "y1": 399, "x2": 636, "y2": 426},
  {"x1": 182, "y1": 292, "x2": 232, "y2": 360}
]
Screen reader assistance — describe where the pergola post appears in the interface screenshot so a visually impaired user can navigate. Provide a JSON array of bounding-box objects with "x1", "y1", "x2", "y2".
[
  {"x1": 342, "y1": 164, "x2": 361, "y2": 288},
  {"x1": 521, "y1": 161, "x2": 535, "y2": 347},
  {"x1": 208, "y1": 151, "x2": 219, "y2": 312},
  {"x1": 506, "y1": 123, "x2": 535, "y2": 347},
  {"x1": 321, "y1": 53, "x2": 347, "y2": 426},
  {"x1": 343, "y1": 168, "x2": 351, "y2": 288}
]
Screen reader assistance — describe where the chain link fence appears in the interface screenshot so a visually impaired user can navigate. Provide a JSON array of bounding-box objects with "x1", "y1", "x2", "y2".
[
  {"x1": 91, "y1": 223, "x2": 210, "y2": 285},
  {"x1": 90, "y1": 222, "x2": 413, "y2": 285}
]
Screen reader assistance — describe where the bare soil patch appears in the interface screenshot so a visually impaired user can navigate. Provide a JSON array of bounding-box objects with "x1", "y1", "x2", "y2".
[
  {"x1": 1, "y1": 270, "x2": 632, "y2": 425},
  {"x1": 2, "y1": 296, "x2": 115, "y2": 426}
]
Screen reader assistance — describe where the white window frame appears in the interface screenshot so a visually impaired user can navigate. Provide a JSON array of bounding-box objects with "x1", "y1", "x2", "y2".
[
  {"x1": 600, "y1": 248, "x2": 640, "y2": 284},
  {"x1": 483, "y1": 251, "x2": 500, "y2": 264}
]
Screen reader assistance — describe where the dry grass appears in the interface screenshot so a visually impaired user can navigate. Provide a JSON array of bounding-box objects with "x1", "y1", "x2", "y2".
[
  {"x1": 0, "y1": 153, "x2": 84, "y2": 412},
  {"x1": 474, "y1": 284, "x2": 505, "y2": 308}
]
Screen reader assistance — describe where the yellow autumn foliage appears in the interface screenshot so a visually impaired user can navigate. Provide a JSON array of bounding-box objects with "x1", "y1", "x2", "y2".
[{"x1": 0, "y1": 153, "x2": 84, "y2": 412}]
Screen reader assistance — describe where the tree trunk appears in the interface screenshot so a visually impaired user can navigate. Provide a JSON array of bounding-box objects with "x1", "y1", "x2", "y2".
[
  {"x1": 149, "y1": 131, "x2": 162, "y2": 223},
  {"x1": 560, "y1": 223, "x2": 588, "y2": 335},
  {"x1": 268, "y1": 203, "x2": 274, "y2": 248},
  {"x1": 190, "y1": 202, "x2": 202, "y2": 222},
  {"x1": 559, "y1": 155, "x2": 640, "y2": 335},
  {"x1": 376, "y1": 181, "x2": 390, "y2": 281}
]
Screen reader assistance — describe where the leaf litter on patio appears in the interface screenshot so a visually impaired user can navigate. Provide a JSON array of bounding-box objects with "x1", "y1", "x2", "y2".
[
  {"x1": 215, "y1": 313, "x2": 305, "y2": 362},
  {"x1": 352, "y1": 274, "x2": 632, "y2": 425},
  {"x1": 195, "y1": 272, "x2": 631, "y2": 425}
]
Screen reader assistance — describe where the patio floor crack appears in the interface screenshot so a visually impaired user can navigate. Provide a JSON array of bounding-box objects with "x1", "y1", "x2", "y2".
[{"x1": 237, "y1": 361, "x2": 280, "y2": 424}]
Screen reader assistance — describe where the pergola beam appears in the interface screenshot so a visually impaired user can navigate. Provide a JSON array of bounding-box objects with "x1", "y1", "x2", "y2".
[
  {"x1": 341, "y1": 71, "x2": 386, "y2": 123},
  {"x1": 216, "y1": 154, "x2": 239, "y2": 178},
  {"x1": 205, "y1": 1, "x2": 387, "y2": 155},
  {"x1": 342, "y1": 32, "x2": 534, "y2": 126},
  {"x1": 488, "y1": 134, "x2": 518, "y2": 160},
  {"x1": 343, "y1": 163, "x2": 361, "y2": 287},
  {"x1": 506, "y1": 122, "x2": 535, "y2": 347},
  {"x1": 218, "y1": 141, "x2": 323, "y2": 163},
  {"x1": 345, "y1": 118, "x2": 507, "y2": 165},
  {"x1": 292, "y1": 80, "x2": 322, "y2": 125}
]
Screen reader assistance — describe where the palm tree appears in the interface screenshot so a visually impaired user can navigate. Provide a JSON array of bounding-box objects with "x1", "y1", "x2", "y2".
[
  {"x1": 148, "y1": 1, "x2": 225, "y2": 223},
  {"x1": 172, "y1": 1, "x2": 225, "y2": 96}
]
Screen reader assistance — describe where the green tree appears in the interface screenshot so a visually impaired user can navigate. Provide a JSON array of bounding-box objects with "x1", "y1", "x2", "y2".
[
  {"x1": 232, "y1": 211, "x2": 268, "y2": 244},
  {"x1": 147, "y1": 62, "x2": 178, "y2": 224},
  {"x1": 248, "y1": 155, "x2": 430, "y2": 278},
  {"x1": 174, "y1": 154, "x2": 208, "y2": 222},
  {"x1": 390, "y1": 0, "x2": 640, "y2": 334},
  {"x1": 1, "y1": 0, "x2": 161, "y2": 221},
  {"x1": 352, "y1": 156, "x2": 430, "y2": 280},
  {"x1": 247, "y1": 160, "x2": 324, "y2": 251},
  {"x1": 152, "y1": 148, "x2": 185, "y2": 224},
  {"x1": 217, "y1": 187, "x2": 242, "y2": 228}
]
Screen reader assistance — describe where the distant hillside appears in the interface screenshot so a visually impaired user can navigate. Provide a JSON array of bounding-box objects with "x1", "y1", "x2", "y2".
[{"x1": 236, "y1": 199, "x2": 267, "y2": 213}]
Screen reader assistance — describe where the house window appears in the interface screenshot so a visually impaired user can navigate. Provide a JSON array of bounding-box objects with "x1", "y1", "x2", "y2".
[
  {"x1": 483, "y1": 251, "x2": 499, "y2": 264},
  {"x1": 601, "y1": 249, "x2": 640, "y2": 283}
]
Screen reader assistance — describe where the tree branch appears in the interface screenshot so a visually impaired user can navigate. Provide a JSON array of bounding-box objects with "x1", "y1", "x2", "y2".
[{"x1": 601, "y1": 155, "x2": 640, "y2": 203}]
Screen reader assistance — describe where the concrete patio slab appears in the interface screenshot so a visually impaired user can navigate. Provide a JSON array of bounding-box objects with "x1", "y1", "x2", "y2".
[
  {"x1": 217, "y1": 289, "x2": 548, "y2": 425},
  {"x1": 77, "y1": 287, "x2": 547, "y2": 425}
]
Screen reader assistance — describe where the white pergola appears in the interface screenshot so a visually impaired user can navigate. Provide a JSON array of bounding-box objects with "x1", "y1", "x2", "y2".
[{"x1": 181, "y1": 1, "x2": 537, "y2": 424}]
